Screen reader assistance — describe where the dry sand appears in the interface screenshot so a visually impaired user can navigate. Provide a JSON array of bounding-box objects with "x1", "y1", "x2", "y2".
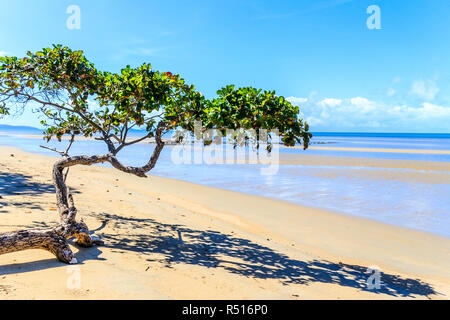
[{"x1": 0, "y1": 146, "x2": 449, "y2": 299}]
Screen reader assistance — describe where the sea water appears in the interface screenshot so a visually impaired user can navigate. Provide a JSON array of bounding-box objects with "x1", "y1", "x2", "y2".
[{"x1": 0, "y1": 128, "x2": 449, "y2": 237}]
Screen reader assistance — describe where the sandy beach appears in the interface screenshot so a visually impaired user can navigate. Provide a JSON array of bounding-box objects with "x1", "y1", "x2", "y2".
[{"x1": 0, "y1": 145, "x2": 449, "y2": 299}]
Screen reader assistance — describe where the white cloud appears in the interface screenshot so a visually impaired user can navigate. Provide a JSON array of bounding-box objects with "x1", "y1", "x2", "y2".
[
  {"x1": 421, "y1": 102, "x2": 450, "y2": 118},
  {"x1": 318, "y1": 98, "x2": 342, "y2": 107},
  {"x1": 410, "y1": 80, "x2": 439, "y2": 100},
  {"x1": 349, "y1": 97, "x2": 375, "y2": 113},
  {"x1": 0, "y1": 51, "x2": 9, "y2": 57},
  {"x1": 288, "y1": 95, "x2": 450, "y2": 132},
  {"x1": 286, "y1": 97, "x2": 308, "y2": 104},
  {"x1": 350, "y1": 97, "x2": 371, "y2": 106}
]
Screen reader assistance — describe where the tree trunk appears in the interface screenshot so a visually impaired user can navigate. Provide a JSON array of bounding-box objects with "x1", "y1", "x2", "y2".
[
  {"x1": 0, "y1": 229, "x2": 76, "y2": 263},
  {"x1": 0, "y1": 156, "x2": 101, "y2": 263},
  {"x1": 0, "y1": 128, "x2": 165, "y2": 264}
]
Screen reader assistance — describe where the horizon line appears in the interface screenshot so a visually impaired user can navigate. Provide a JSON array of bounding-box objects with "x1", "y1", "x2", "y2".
[{"x1": 0, "y1": 124, "x2": 449, "y2": 135}]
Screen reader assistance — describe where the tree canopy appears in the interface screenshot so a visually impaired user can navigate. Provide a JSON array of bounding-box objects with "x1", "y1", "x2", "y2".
[{"x1": 0, "y1": 45, "x2": 311, "y2": 153}]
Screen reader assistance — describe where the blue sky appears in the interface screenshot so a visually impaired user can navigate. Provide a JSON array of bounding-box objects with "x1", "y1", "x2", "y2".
[{"x1": 1, "y1": 0, "x2": 449, "y2": 132}]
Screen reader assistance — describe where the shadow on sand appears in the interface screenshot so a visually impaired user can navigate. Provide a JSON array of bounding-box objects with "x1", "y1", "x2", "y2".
[
  {"x1": 88, "y1": 212, "x2": 437, "y2": 298},
  {"x1": 0, "y1": 171, "x2": 55, "y2": 196},
  {"x1": 0, "y1": 174, "x2": 439, "y2": 298},
  {"x1": 0, "y1": 171, "x2": 55, "y2": 212},
  {"x1": 0, "y1": 171, "x2": 79, "y2": 211}
]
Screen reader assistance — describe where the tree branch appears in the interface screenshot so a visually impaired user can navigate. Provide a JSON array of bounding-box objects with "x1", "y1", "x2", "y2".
[{"x1": 115, "y1": 133, "x2": 151, "y2": 154}]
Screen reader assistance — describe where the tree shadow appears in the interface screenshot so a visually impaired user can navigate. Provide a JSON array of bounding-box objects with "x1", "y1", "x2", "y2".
[
  {"x1": 0, "y1": 241, "x2": 106, "y2": 277},
  {"x1": 0, "y1": 258, "x2": 66, "y2": 276},
  {"x1": 0, "y1": 205, "x2": 440, "y2": 298},
  {"x1": 0, "y1": 171, "x2": 55, "y2": 196},
  {"x1": 0, "y1": 170, "x2": 78, "y2": 210},
  {"x1": 92, "y1": 212, "x2": 439, "y2": 298}
]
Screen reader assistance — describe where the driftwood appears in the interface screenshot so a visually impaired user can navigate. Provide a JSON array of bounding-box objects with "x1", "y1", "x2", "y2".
[{"x1": 0, "y1": 125, "x2": 165, "y2": 264}]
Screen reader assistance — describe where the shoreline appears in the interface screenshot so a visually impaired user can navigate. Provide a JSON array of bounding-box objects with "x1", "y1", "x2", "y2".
[
  {"x1": 4, "y1": 133, "x2": 450, "y2": 155},
  {"x1": 0, "y1": 145, "x2": 449, "y2": 299}
]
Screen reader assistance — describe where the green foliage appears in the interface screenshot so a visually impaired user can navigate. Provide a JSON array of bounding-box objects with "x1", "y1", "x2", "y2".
[
  {"x1": 0, "y1": 104, "x2": 9, "y2": 116},
  {"x1": 0, "y1": 45, "x2": 311, "y2": 149},
  {"x1": 164, "y1": 85, "x2": 311, "y2": 149}
]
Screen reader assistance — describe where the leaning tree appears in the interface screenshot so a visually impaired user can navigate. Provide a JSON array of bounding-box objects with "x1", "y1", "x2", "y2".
[{"x1": 0, "y1": 45, "x2": 311, "y2": 264}]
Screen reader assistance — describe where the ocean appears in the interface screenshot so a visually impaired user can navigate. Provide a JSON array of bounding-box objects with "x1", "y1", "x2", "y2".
[{"x1": 1, "y1": 125, "x2": 449, "y2": 237}]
